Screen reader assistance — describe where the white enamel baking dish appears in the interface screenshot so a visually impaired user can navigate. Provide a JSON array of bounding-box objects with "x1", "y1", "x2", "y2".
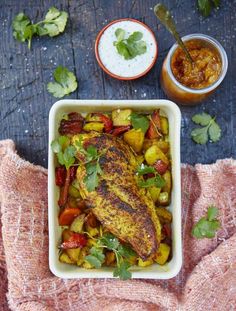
[{"x1": 48, "y1": 99, "x2": 182, "y2": 279}]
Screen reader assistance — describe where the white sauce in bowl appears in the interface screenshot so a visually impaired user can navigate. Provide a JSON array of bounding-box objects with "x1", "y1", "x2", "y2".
[{"x1": 98, "y1": 20, "x2": 157, "y2": 78}]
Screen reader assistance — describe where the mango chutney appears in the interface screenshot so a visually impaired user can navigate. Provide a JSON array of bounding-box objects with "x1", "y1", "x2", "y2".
[
  {"x1": 160, "y1": 34, "x2": 228, "y2": 105},
  {"x1": 171, "y1": 40, "x2": 221, "y2": 89}
]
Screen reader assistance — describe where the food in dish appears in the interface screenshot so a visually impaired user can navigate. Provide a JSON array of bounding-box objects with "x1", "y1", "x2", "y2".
[
  {"x1": 95, "y1": 19, "x2": 158, "y2": 80},
  {"x1": 51, "y1": 108, "x2": 172, "y2": 279}
]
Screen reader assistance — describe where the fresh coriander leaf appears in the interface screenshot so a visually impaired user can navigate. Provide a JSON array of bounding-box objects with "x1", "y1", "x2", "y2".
[
  {"x1": 209, "y1": 121, "x2": 221, "y2": 142},
  {"x1": 51, "y1": 140, "x2": 62, "y2": 153},
  {"x1": 85, "y1": 255, "x2": 102, "y2": 268},
  {"x1": 100, "y1": 233, "x2": 120, "y2": 250},
  {"x1": 90, "y1": 247, "x2": 105, "y2": 262},
  {"x1": 130, "y1": 113, "x2": 150, "y2": 134},
  {"x1": 115, "y1": 41, "x2": 132, "y2": 60},
  {"x1": 192, "y1": 112, "x2": 212, "y2": 126},
  {"x1": 86, "y1": 145, "x2": 98, "y2": 161},
  {"x1": 192, "y1": 206, "x2": 220, "y2": 239},
  {"x1": 62, "y1": 146, "x2": 76, "y2": 170},
  {"x1": 191, "y1": 127, "x2": 209, "y2": 144},
  {"x1": 127, "y1": 31, "x2": 143, "y2": 42},
  {"x1": 117, "y1": 244, "x2": 136, "y2": 259},
  {"x1": 47, "y1": 66, "x2": 78, "y2": 98},
  {"x1": 84, "y1": 168, "x2": 98, "y2": 192},
  {"x1": 115, "y1": 28, "x2": 125, "y2": 41},
  {"x1": 44, "y1": 7, "x2": 61, "y2": 20},
  {"x1": 137, "y1": 165, "x2": 156, "y2": 175},
  {"x1": 198, "y1": 0, "x2": 212, "y2": 17},
  {"x1": 113, "y1": 261, "x2": 132, "y2": 280},
  {"x1": 12, "y1": 13, "x2": 31, "y2": 42},
  {"x1": 113, "y1": 29, "x2": 147, "y2": 60},
  {"x1": 207, "y1": 206, "x2": 218, "y2": 221},
  {"x1": 138, "y1": 175, "x2": 166, "y2": 188}
]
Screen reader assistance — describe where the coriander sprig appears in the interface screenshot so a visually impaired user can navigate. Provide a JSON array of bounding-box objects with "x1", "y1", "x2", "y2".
[
  {"x1": 191, "y1": 112, "x2": 221, "y2": 144},
  {"x1": 137, "y1": 165, "x2": 166, "y2": 188},
  {"x1": 75, "y1": 138, "x2": 103, "y2": 192},
  {"x1": 130, "y1": 112, "x2": 150, "y2": 134},
  {"x1": 51, "y1": 136, "x2": 76, "y2": 170},
  {"x1": 47, "y1": 66, "x2": 78, "y2": 98},
  {"x1": 197, "y1": 0, "x2": 220, "y2": 17},
  {"x1": 12, "y1": 7, "x2": 68, "y2": 49},
  {"x1": 85, "y1": 233, "x2": 136, "y2": 280},
  {"x1": 192, "y1": 205, "x2": 220, "y2": 239},
  {"x1": 113, "y1": 28, "x2": 147, "y2": 60}
]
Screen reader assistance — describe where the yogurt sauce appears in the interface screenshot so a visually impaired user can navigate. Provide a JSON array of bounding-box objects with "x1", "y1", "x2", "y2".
[{"x1": 98, "y1": 20, "x2": 157, "y2": 78}]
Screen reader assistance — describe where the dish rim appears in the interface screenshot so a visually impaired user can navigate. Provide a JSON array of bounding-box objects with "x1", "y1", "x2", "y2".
[{"x1": 48, "y1": 99, "x2": 182, "y2": 279}]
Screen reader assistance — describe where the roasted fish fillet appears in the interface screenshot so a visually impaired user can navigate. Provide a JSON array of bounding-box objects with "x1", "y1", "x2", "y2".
[{"x1": 75, "y1": 133, "x2": 161, "y2": 260}]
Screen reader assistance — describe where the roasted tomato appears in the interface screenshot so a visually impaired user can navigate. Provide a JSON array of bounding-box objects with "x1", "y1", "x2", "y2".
[
  {"x1": 146, "y1": 110, "x2": 162, "y2": 139},
  {"x1": 59, "y1": 112, "x2": 84, "y2": 135},
  {"x1": 59, "y1": 207, "x2": 81, "y2": 226},
  {"x1": 153, "y1": 160, "x2": 169, "y2": 175},
  {"x1": 61, "y1": 232, "x2": 87, "y2": 249},
  {"x1": 112, "y1": 125, "x2": 131, "y2": 136},
  {"x1": 55, "y1": 166, "x2": 66, "y2": 187}
]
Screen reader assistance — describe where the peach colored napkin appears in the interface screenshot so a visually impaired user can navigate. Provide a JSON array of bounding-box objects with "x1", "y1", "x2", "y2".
[{"x1": 0, "y1": 139, "x2": 235, "y2": 311}]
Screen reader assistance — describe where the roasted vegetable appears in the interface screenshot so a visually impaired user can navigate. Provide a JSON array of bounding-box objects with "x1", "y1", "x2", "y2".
[
  {"x1": 58, "y1": 168, "x2": 71, "y2": 207},
  {"x1": 55, "y1": 166, "x2": 66, "y2": 186},
  {"x1": 68, "y1": 184, "x2": 81, "y2": 198},
  {"x1": 83, "y1": 122, "x2": 104, "y2": 132},
  {"x1": 143, "y1": 139, "x2": 170, "y2": 154},
  {"x1": 162, "y1": 170, "x2": 172, "y2": 194},
  {"x1": 138, "y1": 258, "x2": 153, "y2": 267},
  {"x1": 59, "y1": 112, "x2": 84, "y2": 135},
  {"x1": 61, "y1": 229, "x2": 87, "y2": 249},
  {"x1": 112, "y1": 109, "x2": 132, "y2": 126},
  {"x1": 146, "y1": 110, "x2": 162, "y2": 139},
  {"x1": 124, "y1": 128, "x2": 144, "y2": 153},
  {"x1": 70, "y1": 214, "x2": 86, "y2": 233},
  {"x1": 59, "y1": 251, "x2": 74, "y2": 264},
  {"x1": 112, "y1": 125, "x2": 130, "y2": 136},
  {"x1": 160, "y1": 116, "x2": 169, "y2": 135},
  {"x1": 155, "y1": 207, "x2": 172, "y2": 224},
  {"x1": 148, "y1": 186, "x2": 161, "y2": 203},
  {"x1": 158, "y1": 192, "x2": 169, "y2": 206},
  {"x1": 77, "y1": 247, "x2": 88, "y2": 266},
  {"x1": 154, "y1": 243, "x2": 170, "y2": 265},
  {"x1": 145, "y1": 145, "x2": 169, "y2": 166},
  {"x1": 82, "y1": 260, "x2": 94, "y2": 269},
  {"x1": 154, "y1": 159, "x2": 169, "y2": 175},
  {"x1": 105, "y1": 251, "x2": 116, "y2": 266},
  {"x1": 59, "y1": 207, "x2": 81, "y2": 226},
  {"x1": 86, "y1": 225, "x2": 99, "y2": 237}
]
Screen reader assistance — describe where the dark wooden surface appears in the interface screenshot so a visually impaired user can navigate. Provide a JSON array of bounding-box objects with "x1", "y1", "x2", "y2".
[{"x1": 0, "y1": 0, "x2": 235, "y2": 167}]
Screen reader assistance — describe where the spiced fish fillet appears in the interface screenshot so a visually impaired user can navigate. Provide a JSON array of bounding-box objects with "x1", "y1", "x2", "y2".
[{"x1": 75, "y1": 133, "x2": 161, "y2": 260}]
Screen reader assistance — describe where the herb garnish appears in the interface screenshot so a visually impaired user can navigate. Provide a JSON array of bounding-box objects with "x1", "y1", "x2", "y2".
[
  {"x1": 12, "y1": 7, "x2": 68, "y2": 49},
  {"x1": 75, "y1": 138, "x2": 103, "y2": 192},
  {"x1": 51, "y1": 136, "x2": 76, "y2": 170},
  {"x1": 191, "y1": 112, "x2": 221, "y2": 144},
  {"x1": 137, "y1": 165, "x2": 166, "y2": 188},
  {"x1": 192, "y1": 206, "x2": 220, "y2": 238},
  {"x1": 130, "y1": 113, "x2": 150, "y2": 134},
  {"x1": 47, "y1": 66, "x2": 78, "y2": 98},
  {"x1": 113, "y1": 28, "x2": 147, "y2": 60},
  {"x1": 85, "y1": 233, "x2": 136, "y2": 280},
  {"x1": 197, "y1": 0, "x2": 220, "y2": 17}
]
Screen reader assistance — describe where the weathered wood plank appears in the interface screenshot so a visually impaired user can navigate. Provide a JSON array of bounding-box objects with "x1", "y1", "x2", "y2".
[{"x1": 0, "y1": 0, "x2": 235, "y2": 167}]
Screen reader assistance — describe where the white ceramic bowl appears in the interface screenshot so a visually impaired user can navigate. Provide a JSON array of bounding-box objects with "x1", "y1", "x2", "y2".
[{"x1": 48, "y1": 99, "x2": 182, "y2": 279}]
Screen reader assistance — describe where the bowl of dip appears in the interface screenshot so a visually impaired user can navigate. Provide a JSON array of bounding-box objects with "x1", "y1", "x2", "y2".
[
  {"x1": 161, "y1": 34, "x2": 228, "y2": 105},
  {"x1": 95, "y1": 19, "x2": 158, "y2": 80}
]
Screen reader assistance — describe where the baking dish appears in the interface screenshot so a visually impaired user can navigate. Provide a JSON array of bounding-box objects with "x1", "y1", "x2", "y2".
[{"x1": 48, "y1": 99, "x2": 182, "y2": 279}]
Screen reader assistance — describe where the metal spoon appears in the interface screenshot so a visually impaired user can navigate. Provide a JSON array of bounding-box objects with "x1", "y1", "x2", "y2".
[{"x1": 154, "y1": 3, "x2": 194, "y2": 64}]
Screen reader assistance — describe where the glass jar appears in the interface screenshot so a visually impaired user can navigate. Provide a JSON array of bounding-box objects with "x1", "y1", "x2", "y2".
[{"x1": 161, "y1": 34, "x2": 228, "y2": 105}]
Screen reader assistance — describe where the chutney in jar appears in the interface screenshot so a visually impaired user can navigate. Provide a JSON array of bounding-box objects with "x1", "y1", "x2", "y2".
[{"x1": 171, "y1": 39, "x2": 222, "y2": 89}]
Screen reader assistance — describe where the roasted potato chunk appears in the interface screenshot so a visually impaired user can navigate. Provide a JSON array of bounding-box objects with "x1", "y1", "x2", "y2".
[
  {"x1": 138, "y1": 258, "x2": 153, "y2": 267},
  {"x1": 112, "y1": 109, "x2": 132, "y2": 126},
  {"x1": 162, "y1": 170, "x2": 172, "y2": 194},
  {"x1": 155, "y1": 207, "x2": 172, "y2": 224},
  {"x1": 148, "y1": 186, "x2": 161, "y2": 203},
  {"x1": 83, "y1": 122, "x2": 104, "y2": 132},
  {"x1": 160, "y1": 116, "x2": 169, "y2": 135},
  {"x1": 145, "y1": 145, "x2": 169, "y2": 166},
  {"x1": 124, "y1": 129, "x2": 144, "y2": 153},
  {"x1": 154, "y1": 243, "x2": 170, "y2": 265},
  {"x1": 70, "y1": 214, "x2": 86, "y2": 233},
  {"x1": 59, "y1": 252, "x2": 74, "y2": 264}
]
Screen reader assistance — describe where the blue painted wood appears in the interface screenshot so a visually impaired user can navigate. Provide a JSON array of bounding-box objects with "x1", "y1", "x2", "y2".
[{"x1": 0, "y1": 0, "x2": 235, "y2": 167}]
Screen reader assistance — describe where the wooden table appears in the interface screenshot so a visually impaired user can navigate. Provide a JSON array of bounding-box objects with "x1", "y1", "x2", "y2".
[{"x1": 0, "y1": 0, "x2": 235, "y2": 167}]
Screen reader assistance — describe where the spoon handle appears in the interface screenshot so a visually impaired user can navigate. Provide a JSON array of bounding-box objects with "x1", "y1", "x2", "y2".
[{"x1": 154, "y1": 3, "x2": 194, "y2": 64}]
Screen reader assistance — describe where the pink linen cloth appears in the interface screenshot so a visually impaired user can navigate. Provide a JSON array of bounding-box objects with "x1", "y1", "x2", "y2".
[{"x1": 0, "y1": 139, "x2": 235, "y2": 311}]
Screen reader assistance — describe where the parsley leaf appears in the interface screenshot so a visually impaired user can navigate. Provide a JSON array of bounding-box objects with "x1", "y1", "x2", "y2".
[
  {"x1": 130, "y1": 113, "x2": 150, "y2": 134},
  {"x1": 47, "y1": 66, "x2": 78, "y2": 98},
  {"x1": 113, "y1": 261, "x2": 131, "y2": 280},
  {"x1": 191, "y1": 113, "x2": 221, "y2": 144},
  {"x1": 51, "y1": 136, "x2": 76, "y2": 170},
  {"x1": 12, "y1": 7, "x2": 68, "y2": 49},
  {"x1": 197, "y1": 0, "x2": 220, "y2": 17},
  {"x1": 192, "y1": 206, "x2": 220, "y2": 239},
  {"x1": 113, "y1": 29, "x2": 147, "y2": 60}
]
